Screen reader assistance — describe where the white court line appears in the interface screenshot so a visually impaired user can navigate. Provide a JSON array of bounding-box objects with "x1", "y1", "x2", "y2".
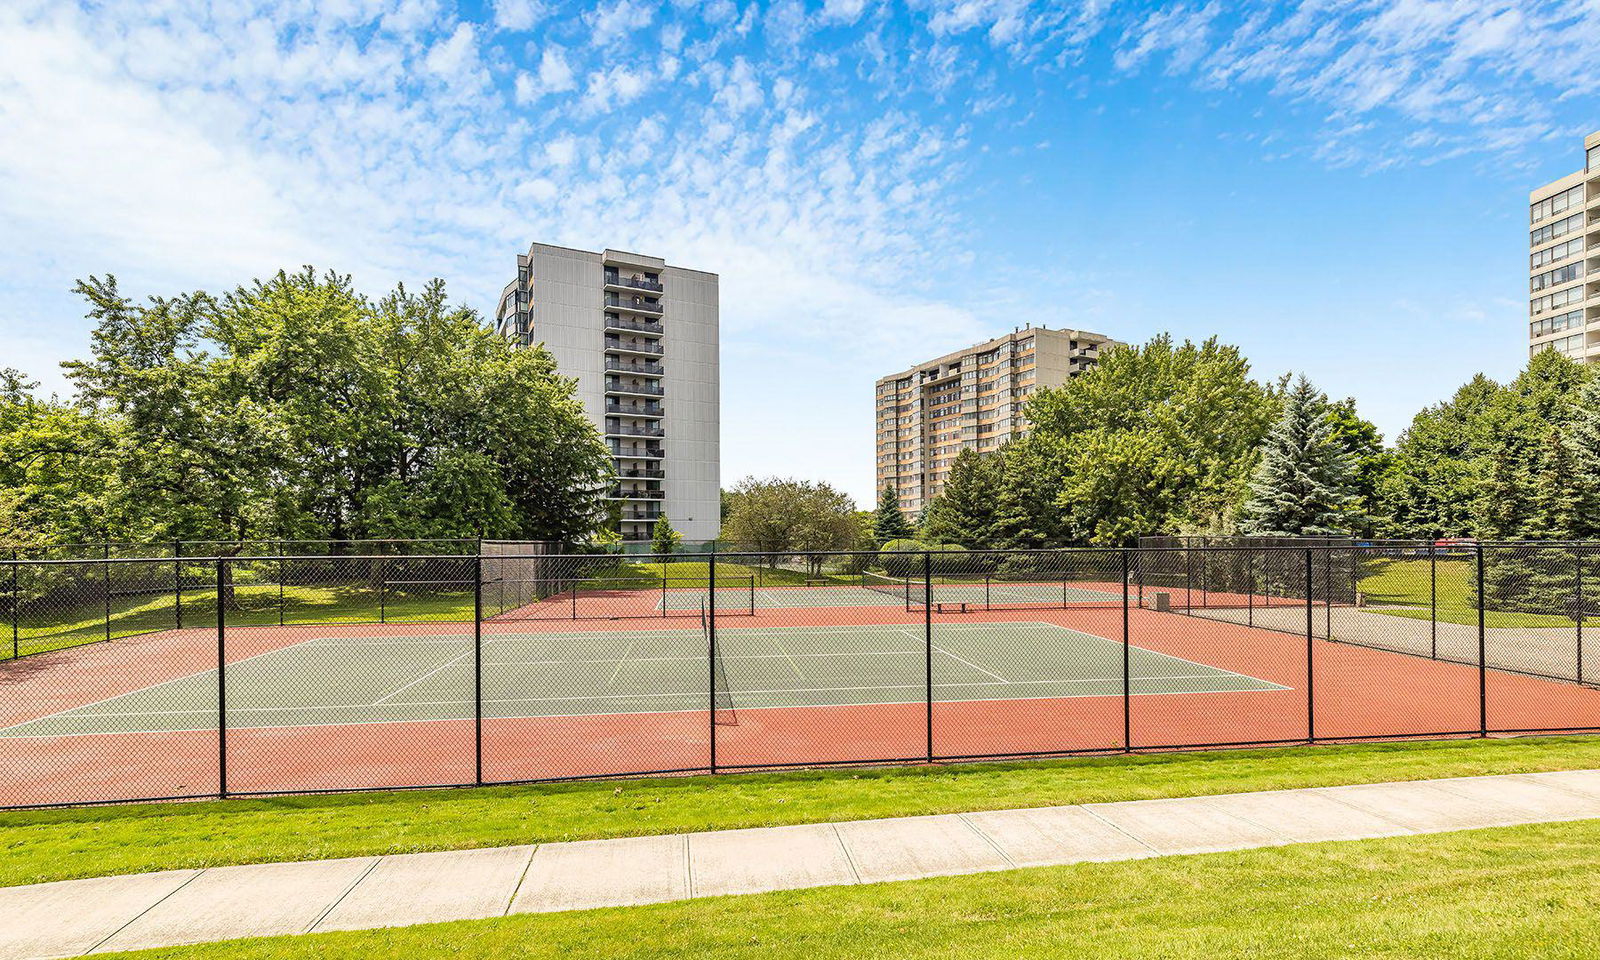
[
  {"x1": 0, "y1": 680, "x2": 1294, "y2": 739},
  {"x1": 372, "y1": 650, "x2": 472, "y2": 705},
  {"x1": 5, "y1": 622, "x2": 1290, "y2": 735},
  {"x1": 22, "y1": 674, "x2": 1287, "y2": 721}
]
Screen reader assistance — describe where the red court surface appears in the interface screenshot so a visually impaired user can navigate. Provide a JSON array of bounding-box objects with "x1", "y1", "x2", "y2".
[{"x1": 2, "y1": 601, "x2": 1598, "y2": 808}]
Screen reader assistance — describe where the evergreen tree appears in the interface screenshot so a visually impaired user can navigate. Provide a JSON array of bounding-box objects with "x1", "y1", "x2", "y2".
[
  {"x1": 1239, "y1": 375, "x2": 1355, "y2": 536},
  {"x1": 1529, "y1": 428, "x2": 1580, "y2": 540},
  {"x1": 872, "y1": 484, "x2": 914, "y2": 544},
  {"x1": 921, "y1": 449, "x2": 1003, "y2": 547},
  {"x1": 651, "y1": 514, "x2": 681, "y2": 558},
  {"x1": 1564, "y1": 376, "x2": 1600, "y2": 538}
]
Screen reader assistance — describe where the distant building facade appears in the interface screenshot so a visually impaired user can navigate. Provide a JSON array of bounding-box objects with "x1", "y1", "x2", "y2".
[
  {"x1": 1528, "y1": 130, "x2": 1600, "y2": 362},
  {"x1": 874, "y1": 326, "x2": 1121, "y2": 518},
  {"x1": 495, "y1": 243, "x2": 720, "y2": 543}
]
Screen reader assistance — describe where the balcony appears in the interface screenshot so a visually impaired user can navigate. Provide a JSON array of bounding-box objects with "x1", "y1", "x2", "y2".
[
  {"x1": 606, "y1": 401, "x2": 664, "y2": 417},
  {"x1": 618, "y1": 467, "x2": 666, "y2": 479},
  {"x1": 610, "y1": 487, "x2": 666, "y2": 500},
  {"x1": 604, "y1": 339, "x2": 664, "y2": 357},
  {"x1": 607, "y1": 424, "x2": 665, "y2": 438},
  {"x1": 611, "y1": 446, "x2": 666, "y2": 460},
  {"x1": 605, "y1": 358, "x2": 664, "y2": 376},
  {"x1": 604, "y1": 316, "x2": 664, "y2": 336},
  {"x1": 606, "y1": 381, "x2": 664, "y2": 397},
  {"x1": 604, "y1": 295, "x2": 664, "y2": 315},
  {"x1": 622, "y1": 509, "x2": 663, "y2": 521},
  {"x1": 605, "y1": 275, "x2": 664, "y2": 294}
]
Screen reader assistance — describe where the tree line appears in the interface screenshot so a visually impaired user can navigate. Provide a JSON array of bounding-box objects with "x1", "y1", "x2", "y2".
[
  {"x1": 870, "y1": 335, "x2": 1600, "y2": 551},
  {"x1": 1, "y1": 270, "x2": 613, "y2": 550}
]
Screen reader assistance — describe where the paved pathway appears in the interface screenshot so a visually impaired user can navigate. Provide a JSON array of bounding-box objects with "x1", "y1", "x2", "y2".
[{"x1": 8, "y1": 770, "x2": 1600, "y2": 959}]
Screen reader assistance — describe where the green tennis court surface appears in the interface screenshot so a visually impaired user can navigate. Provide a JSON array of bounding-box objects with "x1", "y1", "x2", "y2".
[
  {"x1": 1, "y1": 623, "x2": 1286, "y2": 738},
  {"x1": 654, "y1": 581, "x2": 1125, "y2": 610}
]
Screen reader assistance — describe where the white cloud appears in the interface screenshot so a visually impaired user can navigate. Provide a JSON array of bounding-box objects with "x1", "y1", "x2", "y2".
[
  {"x1": 423, "y1": 22, "x2": 478, "y2": 80},
  {"x1": 544, "y1": 135, "x2": 578, "y2": 166},
  {"x1": 585, "y1": 0, "x2": 657, "y2": 38},
  {"x1": 492, "y1": 0, "x2": 551, "y2": 32}
]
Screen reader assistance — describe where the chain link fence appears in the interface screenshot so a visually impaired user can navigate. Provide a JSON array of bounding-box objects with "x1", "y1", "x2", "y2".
[{"x1": 4, "y1": 542, "x2": 1600, "y2": 807}]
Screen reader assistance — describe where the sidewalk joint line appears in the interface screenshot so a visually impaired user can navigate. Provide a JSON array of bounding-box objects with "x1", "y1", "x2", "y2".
[
  {"x1": 503, "y1": 846, "x2": 540, "y2": 916},
  {"x1": 1078, "y1": 805, "x2": 1162, "y2": 855},
  {"x1": 85, "y1": 867, "x2": 207, "y2": 955},
  {"x1": 831, "y1": 824, "x2": 863, "y2": 884},
  {"x1": 956, "y1": 813, "x2": 1015, "y2": 867},
  {"x1": 305, "y1": 857, "x2": 383, "y2": 933}
]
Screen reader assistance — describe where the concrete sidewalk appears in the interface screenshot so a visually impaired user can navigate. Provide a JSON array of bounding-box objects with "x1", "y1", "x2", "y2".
[{"x1": 7, "y1": 769, "x2": 1600, "y2": 959}]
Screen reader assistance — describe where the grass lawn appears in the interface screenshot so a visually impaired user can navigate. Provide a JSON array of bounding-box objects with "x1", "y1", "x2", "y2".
[
  {"x1": 8, "y1": 736, "x2": 1600, "y2": 888},
  {"x1": 101, "y1": 818, "x2": 1600, "y2": 959},
  {"x1": 1358, "y1": 557, "x2": 1579, "y2": 629},
  {"x1": 8, "y1": 583, "x2": 475, "y2": 660}
]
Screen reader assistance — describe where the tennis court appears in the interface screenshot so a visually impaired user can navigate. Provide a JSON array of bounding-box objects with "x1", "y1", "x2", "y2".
[{"x1": 0, "y1": 622, "x2": 1282, "y2": 739}]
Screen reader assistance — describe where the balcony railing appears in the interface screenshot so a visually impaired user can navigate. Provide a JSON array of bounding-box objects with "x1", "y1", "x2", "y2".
[
  {"x1": 605, "y1": 358, "x2": 664, "y2": 375},
  {"x1": 611, "y1": 446, "x2": 666, "y2": 459},
  {"x1": 605, "y1": 275, "x2": 664, "y2": 293},
  {"x1": 604, "y1": 339, "x2": 664, "y2": 356},
  {"x1": 610, "y1": 488, "x2": 666, "y2": 500},
  {"x1": 606, "y1": 402, "x2": 664, "y2": 417},
  {"x1": 604, "y1": 316, "x2": 664, "y2": 335},
  {"x1": 607, "y1": 425, "x2": 665, "y2": 438},
  {"x1": 618, "y1": 467, "x2": 666, "y2": 479},
  {"x1": 604, "y1": 295, "x2": 664, "y2": 315},
  {"x1": 606, "y1": 381, "x2": 665, "y2": 397},
  {"x1": 622, "y1": 509, "x2": 663, "y2": 521}
]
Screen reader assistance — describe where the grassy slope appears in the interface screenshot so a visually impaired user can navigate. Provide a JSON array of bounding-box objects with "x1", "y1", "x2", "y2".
[
  {"x1": 104, "y1": 818, "x2": 1600, "y2": 960},
  {"x1": 8, "y1": 736, "x2": 1600, "y2": 888},
  {"x1": 1358, "y1": 557, "x2": 1577, "y2": 628}
]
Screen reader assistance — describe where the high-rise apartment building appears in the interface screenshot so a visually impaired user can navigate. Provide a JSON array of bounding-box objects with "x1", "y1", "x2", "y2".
[
  {"x1": 874, "y1": 326, "x2": 1121, "y2": 518},
  {"x1": 494, "y1": 243, "x2": 720, "y2": 543},
  {"x1": 1528, "y1": 130, "x2": 1600, "y2": 361}
]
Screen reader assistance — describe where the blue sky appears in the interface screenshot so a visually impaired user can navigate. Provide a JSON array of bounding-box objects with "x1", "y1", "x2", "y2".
[{"x1": 1, "y1": 0, "x2": 1597, "y2": 505}]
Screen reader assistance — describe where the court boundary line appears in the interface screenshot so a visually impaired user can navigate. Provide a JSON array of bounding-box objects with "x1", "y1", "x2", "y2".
[{"x1": 0, "y1": 622, "x2": 1292, "y2": 738}]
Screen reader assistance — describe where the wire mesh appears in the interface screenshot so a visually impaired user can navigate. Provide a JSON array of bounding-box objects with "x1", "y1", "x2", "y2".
[{"x1": 7, "y1": 542, "x2": 1600, "y2": 808}]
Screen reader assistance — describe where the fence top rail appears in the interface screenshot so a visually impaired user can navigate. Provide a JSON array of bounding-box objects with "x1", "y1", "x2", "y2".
[{"x1": 8, "y1": 541, "x2": 1598, "y2": 567}]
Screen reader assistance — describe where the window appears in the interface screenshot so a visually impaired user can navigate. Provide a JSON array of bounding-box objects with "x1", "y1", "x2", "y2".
[
  {"x1": 1532, "y1": 211, "x2": 1586, "y2": 247},
  {"x1": 1531, "y1": 309, "x2": 1585, "y2": 339},
  {"x1": 1532, "y1": 184, "x2": 1586, "y2": 224},
  {"x1": 1531, "y1": 285, "x2": 1587, "y2": 315},
  {"x1": 1531, "y1": 236, "x2": 1585, "y2": 270},
  {"x1": 1590, "y1": 144, "x2": 1600, "y2": 172},
  {"x1": 1532, "y1": 261, "x2": 1585, "y2": 292},
  {"x1": 1532, "y1": 332, "x2": 1587, "y2": 358}
]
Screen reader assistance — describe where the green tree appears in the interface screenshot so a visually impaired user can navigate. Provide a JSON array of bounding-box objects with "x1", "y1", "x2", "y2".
[
  {"x1": 722, "y1": 477, "x2": 862, "y2": 575},
  {"x1": 1240, "y1": 375, "x2": 1356, "y2": 536},
  {"x1": 872, "y1": 484, "x2": 914, "y2": 544},
  {"x1": 1564, "y1": 377, "x2": 1600, "y2": 538},
  {"x1": 55, "y1": 270, "x2": 613, "y2": 547},
  {"x1": 1022, "y1": 335, "x2": 1278, "y2": 543},
  {"x1": 651, "y1": 515, "x2": 681, "y2": 557},
  {"x1": 921, "y1": 449, "x2": 1004, "y2": 547},
  {"x1": 1528, "y1": 428, "x2": 1580, "y2": 540},
  {"x1": 1324, "y1": 398, "x2": 1391, "y2": 537}
]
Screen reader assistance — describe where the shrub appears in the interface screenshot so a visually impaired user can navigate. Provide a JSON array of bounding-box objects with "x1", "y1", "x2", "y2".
[{"x1": 879, "y1": 539, "x2": 924, "y2": 578}]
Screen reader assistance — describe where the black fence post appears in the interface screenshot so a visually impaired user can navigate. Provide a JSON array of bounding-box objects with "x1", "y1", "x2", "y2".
[
  {"x1": 924, "y1": 550, "x2": 934, "y2": 763},
  {"x1": 1121, "y1": 549, "x2": 1131, "y2": 752},
  {"x1": 1576, "y1": 544, "x2": 1584, "y2": 686},
  {"x1": 1247, "y1": 548, "x2": 1254, "y2": 628},
  {"x1": 103, "y1": 543, "x2": 111, "y2": 644},
  {"x1": 1305, "y1": 548, "x2": 1315, "y2": 743},
  {"x1": 174, "y1": 544, "x2": 184, "y2": 631},
  {"x1": 216, "y1": 558, "x2": 228, "y2": 799},
  {"x1": 8, "y1": 551, "x2": 17, "y2": 660},
  {"x1": 709, "y1": 551, "x2": 717, "y2": 774},
  {"x1": 474, "y1": 554, "x2": 483, "y2": 786},
  {"x1": 1429, "y1": 542, "x2": 1437, "y2": 660},
  {"x1": 1477, "y1": 542, "x2": 1487, "y2": 738}
]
